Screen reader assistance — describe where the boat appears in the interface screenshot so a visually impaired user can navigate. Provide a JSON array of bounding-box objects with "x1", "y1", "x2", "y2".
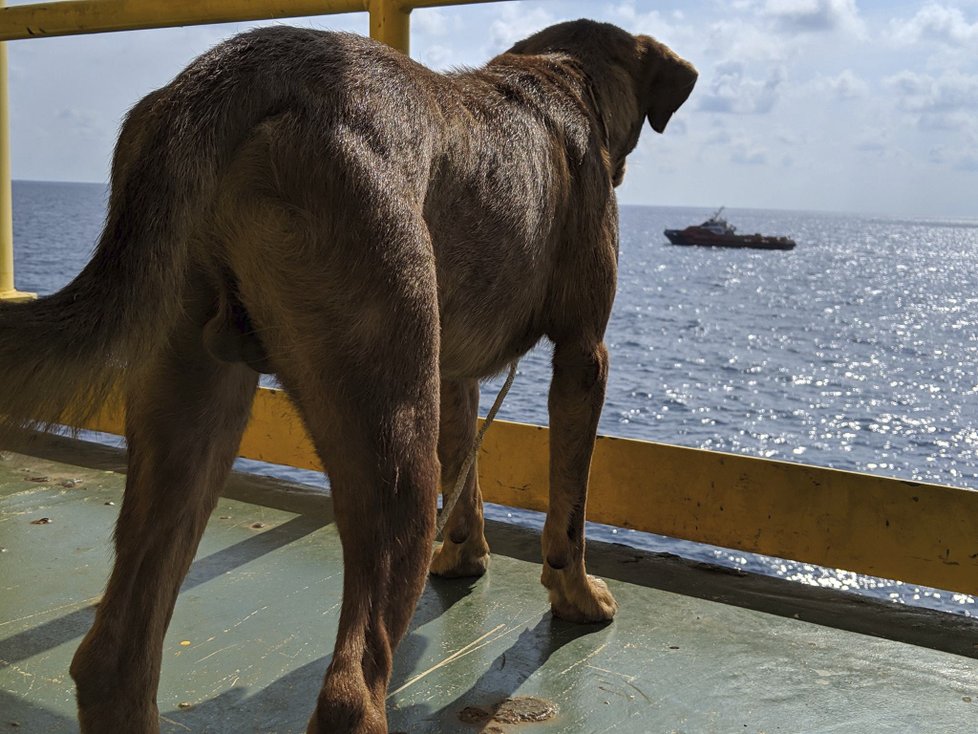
[{"x1": 665, "y1": 207, "x2": 796, "y2": 250}]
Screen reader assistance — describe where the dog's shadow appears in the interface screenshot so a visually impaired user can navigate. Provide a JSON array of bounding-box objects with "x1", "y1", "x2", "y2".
[
  {"x1": 391, "y1": 612, "x2": 610, "y2": 732},
  {"x1": 159, "y1": 575, "x2": 607, "y2": 733},
  {"x1": 0, "y1": 514, "x2": 326, "y2": 674},
  {"x1": 388, "y1": 573, "x2": 484, "y2": 694},
  {"x1": 155, "y1": 573, "x2": 481, "y2": 732}
]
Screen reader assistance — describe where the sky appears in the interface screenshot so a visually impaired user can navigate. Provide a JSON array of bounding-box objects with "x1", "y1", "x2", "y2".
[{"x1": 4, "y1": 0, "x2": 978, "y2": 219}]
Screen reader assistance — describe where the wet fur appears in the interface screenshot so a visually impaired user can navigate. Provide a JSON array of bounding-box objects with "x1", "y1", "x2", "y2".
[{"x1": 0, "y1": 20, "x2": 695, "y2": 734}]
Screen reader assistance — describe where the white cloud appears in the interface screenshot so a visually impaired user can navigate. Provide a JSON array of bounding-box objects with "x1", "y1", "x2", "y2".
[
  {"x1": 929, "y1": 145, "x2": 978, "y2": 171},
  {"x1": 413, "y1": 8, "x2": 455, "y2": 37},
  {"x1": 488, "y1": 6, "x2": 556, "y2": 53},
  {"x1": 917, "y1": 110, "x2": 976, "y2": 132},
  {"x1": 417, "y1": 44, "x2": 456, "y2": 70},
  {"x1": 763, "y1": 0, "x2": 866, "y2": 36},
  {"x1": 853, "y1": 126, "x2": 898, "y2": 157},
  {"x1": 666, "y1": 118, "x2": 688, "y2": 136},
  {"x1": 699, "y1": 62, "x2": 787, "y2": 114},
  {"x1": 693, "y1": 122, "x2": 770, "y2": 166},
  {"x1": 612, "y1": 1, "x2": 685, "y2": 45},
  {"x1": 886, "y1": 70, "x2": 931, "y2": 99},
  {"x1": 883, "y1": 69, "x2": 978, "y2": 164},
  {"x1": 704, "y1": 126, "x2": 733, "y2": 146},
  {"x1": 889, "y1": 4, "x2": 978, "y2": 46},
  {"x1": 885, "y1": 70, "x2": 978, "y2": 113},
  {"x1": 954, "y1": 153, "x2": 978, "y2": 171},
  {"x1": 54, "y1": 108, "x2": 102, "y2": 137},
  {"x1": 856, "y1": 138, "x2": 886, "y2": 153},
  {"x1": 814, "y1": 69, "x2": 868, "y2": 99},
  {"x1": 705, "y1": 18, "x2": 790, "y2": 63},
  {"x1": 731, "y1": 142, "x2": 769, "y2": 165}
]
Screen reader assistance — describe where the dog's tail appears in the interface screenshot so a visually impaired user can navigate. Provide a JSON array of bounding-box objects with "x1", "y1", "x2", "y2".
[{"x1": 0, "y1": 32, "x2": 290, "y2": 436}]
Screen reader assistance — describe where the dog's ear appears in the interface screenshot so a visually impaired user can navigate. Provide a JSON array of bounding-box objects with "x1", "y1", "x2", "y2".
[{"x1": 639, "y1": 36, "x2": 697, "y2": 134}]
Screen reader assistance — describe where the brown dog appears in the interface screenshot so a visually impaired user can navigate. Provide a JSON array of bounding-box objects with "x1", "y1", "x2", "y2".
[{"x1": 0, "y1": 19, "x2": 695, "y2": 734}]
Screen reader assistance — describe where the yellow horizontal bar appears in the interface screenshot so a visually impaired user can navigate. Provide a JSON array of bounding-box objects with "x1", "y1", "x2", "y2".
[
  {"x1": 483, "y1": 423, "x2": 978, "y2": 596},
  {"x1": 0, "y1": 0, "x2": 504, "y2": 42},
  {"x1": 396, "y1": 0, "x2": 499, "y2": 7},
  {"x1": 83, "y1": 386, "x2": 978, "y2": 596},
  {"x1": 0, "y1": 1, "x2": 366, "y2": 41}
]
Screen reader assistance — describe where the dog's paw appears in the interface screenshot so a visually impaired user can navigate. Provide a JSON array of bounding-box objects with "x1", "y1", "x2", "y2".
[
  {"x1": 544, "y1": 571, "x2": 618, "y2": 624},
  {"x1": 429, "y1": 539, "x2": 490, "y2": 578}
]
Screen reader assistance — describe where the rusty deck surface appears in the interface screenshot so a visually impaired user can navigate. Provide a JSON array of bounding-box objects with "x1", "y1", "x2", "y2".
[{"x1": 1, "y1": 434, "x2": 977, "y2": 733}]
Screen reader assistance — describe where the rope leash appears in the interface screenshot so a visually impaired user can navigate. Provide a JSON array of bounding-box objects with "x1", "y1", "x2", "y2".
[{"x1": 435, "y1": 360, "x2": 518, "y2": 538}]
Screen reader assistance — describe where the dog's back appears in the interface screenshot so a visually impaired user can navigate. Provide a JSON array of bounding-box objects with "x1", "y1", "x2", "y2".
[{"x1": 0, "y1": 26, "x2": 623, "y2": 417}]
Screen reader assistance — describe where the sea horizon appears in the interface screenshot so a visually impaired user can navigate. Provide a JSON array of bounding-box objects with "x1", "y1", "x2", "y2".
[{"x1": 11, "y1": 177, "x2": 978, "y2": 225}]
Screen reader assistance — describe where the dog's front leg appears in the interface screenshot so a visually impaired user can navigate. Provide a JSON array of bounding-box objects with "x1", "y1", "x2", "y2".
[
  {"x1": 541, "y1": 340, "x2": 618, "y2": 622},
  {"x1": 430, "y1": 378, "x2": 491, "y2": 578}
]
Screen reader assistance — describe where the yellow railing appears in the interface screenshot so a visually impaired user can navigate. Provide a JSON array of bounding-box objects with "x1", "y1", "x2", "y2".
[
  {"x1": 0, "y1": 0, "x2": 500, "y2": 49},
  {"x1": 0, "y1": 4, "x2": 29, "y2": 300},
  {"x1": 83, "y1": 392, "x2": 978, "y2": 596},
  {"x1": 1, "y1": 1, "x2": 976, "y2": 597}
]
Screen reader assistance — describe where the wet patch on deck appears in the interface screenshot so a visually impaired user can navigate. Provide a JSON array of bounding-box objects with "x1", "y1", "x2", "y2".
[{"x1": 459, "y1": 696, "x2": 559, "y2": 729}]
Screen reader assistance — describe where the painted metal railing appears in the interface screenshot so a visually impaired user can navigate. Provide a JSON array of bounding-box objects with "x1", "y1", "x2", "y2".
[
  {"x1": 1, "y1": 0, "x2": 976, "y2": 597},
  {"x1": 0, "y1": 22, "x2": 26, "y2": 301}
]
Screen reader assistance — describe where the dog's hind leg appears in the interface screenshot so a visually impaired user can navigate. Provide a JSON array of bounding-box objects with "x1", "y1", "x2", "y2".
[
  {"x1": 429, "y1": 378, "x2": 491, "y2": 578},
  {"x1": 69, "y1": 305, "x2": 258, "y2": 734},
  {"x1": 243, "y1": 219, "x2": 441, "y2": 731},
  {"x1": 540, "y1": 340, "x2": 619, "y2": 623},
  {"x1": 300, "y1": 392, "x2": 439, "y2": 733},
  {"x1": 283, "y1": 323, "x2": 439, "y2": 734}
]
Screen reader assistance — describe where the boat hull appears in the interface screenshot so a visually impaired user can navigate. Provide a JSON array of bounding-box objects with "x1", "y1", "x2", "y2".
[{"x1": 664, "y1": 228, "x2": 796, "y2": 251}]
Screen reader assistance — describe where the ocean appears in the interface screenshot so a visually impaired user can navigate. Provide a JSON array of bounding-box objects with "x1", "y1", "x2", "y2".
[{"x1": 10, "y1": 180, "x2": 977, "y2": 616}]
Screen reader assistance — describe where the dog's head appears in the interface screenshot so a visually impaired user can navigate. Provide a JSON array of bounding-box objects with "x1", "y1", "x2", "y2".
[{"x1": 508, "y1": 20, "x2": 697, "y2": 184}]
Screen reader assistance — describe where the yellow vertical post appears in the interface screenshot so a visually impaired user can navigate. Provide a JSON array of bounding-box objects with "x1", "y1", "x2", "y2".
[
  {"x1": 369, "y1": 0, "x2": 410, "y2": 54},
  {"x1": 0, "y1": 1, "x2": 34, "y2": 302}
]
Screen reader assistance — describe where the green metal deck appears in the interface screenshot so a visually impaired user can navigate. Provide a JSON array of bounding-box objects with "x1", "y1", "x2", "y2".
[{"x1": 2, "y1": 435, "x2": 977, "y2": 733}]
